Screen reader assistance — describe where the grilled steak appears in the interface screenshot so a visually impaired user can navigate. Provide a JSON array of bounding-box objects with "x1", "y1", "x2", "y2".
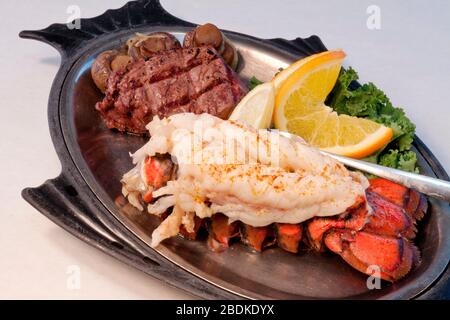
[{"x1": 95, "y1": 46, "x2": 248, "y2": 135}]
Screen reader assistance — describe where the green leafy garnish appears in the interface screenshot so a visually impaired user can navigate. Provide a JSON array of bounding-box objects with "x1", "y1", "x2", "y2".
[
  {"x1": 378, "y1": 150, "x2": 419, "y2": 173},
  {"x1": 327, "y1": 67, "x2": 418, "y2": 172},
  {"x1": 248, "y1": 76, "x2": 264, "y2": 90}
]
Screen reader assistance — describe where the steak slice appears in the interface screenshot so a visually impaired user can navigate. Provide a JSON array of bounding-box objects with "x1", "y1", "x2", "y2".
[{"x1": 95, "y1": 46, "x2": 248, "y2": 135}]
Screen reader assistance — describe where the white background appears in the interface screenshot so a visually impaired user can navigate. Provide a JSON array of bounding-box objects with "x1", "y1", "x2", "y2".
[{"x1": 1, "y1": 0, "x2": 449, "y2": 299}]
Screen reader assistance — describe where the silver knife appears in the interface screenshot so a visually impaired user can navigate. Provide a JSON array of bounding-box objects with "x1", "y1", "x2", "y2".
[{"x1": 275, "y1": 130, "x2": 450, "y2": 203}]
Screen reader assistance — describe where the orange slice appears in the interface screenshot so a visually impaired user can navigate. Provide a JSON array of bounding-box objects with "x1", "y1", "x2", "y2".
[{"x1": 273, "y1": 50, "x2": 393, "y2": 158}]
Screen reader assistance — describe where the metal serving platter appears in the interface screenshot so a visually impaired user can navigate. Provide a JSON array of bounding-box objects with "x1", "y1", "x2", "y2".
[{"x1": 20, "y1": 0, "x2": 450, "y2": 299}]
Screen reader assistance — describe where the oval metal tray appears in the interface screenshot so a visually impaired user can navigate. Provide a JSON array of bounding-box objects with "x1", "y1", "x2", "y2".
[{"x1": 20, "y1": 0, "x2": 450, "y2": 299}]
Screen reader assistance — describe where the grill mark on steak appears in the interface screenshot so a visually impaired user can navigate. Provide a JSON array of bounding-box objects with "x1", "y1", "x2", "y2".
[
  {"x1": 115, "y1": 47, "x2": 216, "y2": 93},
  {"x1": 162, "y1": 59, "x2": 231, "y2": 109},
  {"x1": 143, "y1": 78, "x2": 228, "y2": 116},
  {"x1": 125, "y1": 51, "x2": 227, "y2": 103},
  {"x1": 95, "y1": 46, "x2": 248, "y2": 135}
]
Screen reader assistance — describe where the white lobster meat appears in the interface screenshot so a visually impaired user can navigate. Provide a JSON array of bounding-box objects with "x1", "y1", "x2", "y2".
[{"x1": 121, "y1": 113, "x2": 369, "y2": 247}]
